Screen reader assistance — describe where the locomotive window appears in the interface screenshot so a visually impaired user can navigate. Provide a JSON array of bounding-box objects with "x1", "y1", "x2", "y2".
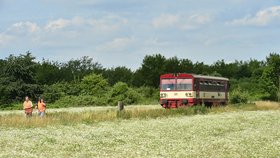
[
  {"x1": 199, "y1": 80, "x2": 226, "y2": 92},
  {"x1": 161, "y1": 79, "x2": 176, "y2": 90},
  {"x1": 177, "y1": 79, "x2": 193, "y2": 90}
]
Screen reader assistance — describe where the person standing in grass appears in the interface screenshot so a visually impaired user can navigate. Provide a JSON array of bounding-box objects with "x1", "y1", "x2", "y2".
[
  {"x1": 37, "y1": 98, "x2": 46, "y2": 117},
  {"x1": 23, "y1": 96, "x2": 33, "y2": 117}
]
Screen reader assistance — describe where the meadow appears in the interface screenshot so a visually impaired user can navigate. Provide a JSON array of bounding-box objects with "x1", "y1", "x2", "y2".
[{"x1": 0, "y1": 102, "x2": 279, "y2": 157}]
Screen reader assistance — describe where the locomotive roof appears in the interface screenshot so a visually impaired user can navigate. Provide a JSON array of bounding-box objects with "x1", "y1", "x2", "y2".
[
  {"x1": 192, "y1": 74, "x2": 229, "y2": 81},
  {"x1": 160, "y1": 73, "x2": 229, "y2": 81}
]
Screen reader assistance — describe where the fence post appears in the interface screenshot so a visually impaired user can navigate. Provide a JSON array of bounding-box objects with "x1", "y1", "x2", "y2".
[
  {"x1": 118, "y1": 101, "x2": 124, "y2": 111},
  {"x1": 278, "y1": 75, "x2": 280, "y2": 102}
]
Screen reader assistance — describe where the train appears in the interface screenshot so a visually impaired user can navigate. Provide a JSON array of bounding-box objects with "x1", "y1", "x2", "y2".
[{"x1": 160, "y1": 73, "x2": 229, "y2": 108}]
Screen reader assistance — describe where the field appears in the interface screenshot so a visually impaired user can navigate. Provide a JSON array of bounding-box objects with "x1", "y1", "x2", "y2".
[{"x1": 0, "y1": 103, "x2": 280, "y2": 158}]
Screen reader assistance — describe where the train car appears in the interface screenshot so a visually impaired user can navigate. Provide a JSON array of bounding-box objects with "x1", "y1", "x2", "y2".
[{"x1": 160, "y1": 73, "x2": 229, "y2": 108}]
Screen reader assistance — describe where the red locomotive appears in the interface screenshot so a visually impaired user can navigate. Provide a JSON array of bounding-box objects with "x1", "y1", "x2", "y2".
[{"x1": 160, "y1": 73, "x2": 229, "y2": 108}]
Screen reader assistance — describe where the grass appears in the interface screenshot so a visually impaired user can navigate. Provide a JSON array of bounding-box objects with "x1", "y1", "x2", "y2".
[
  {"x1": 0, "y1": 105, "x2": 205, "y2": 128},
  {"x1": 0, "y1": 110, "x2": 279, "y2": 157},
  {"x1": 0, "y1": 103, "x2": 279, "y2": 128},
  {"x1": 0, "y1": 103, "x2": 279, "y2": 157}
]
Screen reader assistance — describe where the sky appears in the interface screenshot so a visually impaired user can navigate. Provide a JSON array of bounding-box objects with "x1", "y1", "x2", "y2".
[{"x1": 0, "y1": 0, "x2": 280, "y2": 69}]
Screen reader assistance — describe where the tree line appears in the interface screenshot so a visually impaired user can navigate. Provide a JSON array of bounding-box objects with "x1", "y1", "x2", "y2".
[{"x1": 0, "y1": 52, "x2": 279, "y2": 109}]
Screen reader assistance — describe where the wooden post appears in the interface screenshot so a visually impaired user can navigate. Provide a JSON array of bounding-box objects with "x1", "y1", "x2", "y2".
[
  {"x1": 118, "y1": 101, "x2": 124, "y2": 111},
  {"x1": 278, "y1": 75, "x2": 280, "y2": 103}
]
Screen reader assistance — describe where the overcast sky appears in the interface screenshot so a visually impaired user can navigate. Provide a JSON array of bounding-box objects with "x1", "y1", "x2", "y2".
[{"x1": 0, "y1": 0, "x2": 279, "y2": 69}]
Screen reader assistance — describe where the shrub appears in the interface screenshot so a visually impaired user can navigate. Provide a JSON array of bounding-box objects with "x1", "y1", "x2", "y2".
[
  {"x1": 135, "y1": 86, "x2": 159, "y2": 101},
  {"x1": 42, "y1": 83, "x2": 65, "y2": 103},
  {"x1": 80, "y1": 74, "x2": 109, "y2": 96},
  {"x1": 107, "y1": 82, "x2": 142, "y2": 106},
  {"x1": 42, "y1": 82, "x2": 81, "y2": 103},
  {"x1": 51, "y1": 95, "x2": 107, "y2": 108},
  {"x1": 230, "y1": 87, "x2": 249, "y2": 104}
]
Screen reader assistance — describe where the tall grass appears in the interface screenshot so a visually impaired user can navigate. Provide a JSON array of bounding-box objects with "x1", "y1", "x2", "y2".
[
  {"x1": 0, "y1": 106, "x2": 207, "y2": 128},
  {"x1": 0, "y1": 103, "x2": 279, "y2": 128}
]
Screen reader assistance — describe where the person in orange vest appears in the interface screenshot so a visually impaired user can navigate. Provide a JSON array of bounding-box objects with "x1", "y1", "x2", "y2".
[
  {"x1": 37, "y1": 98, "x2": 46, "y2": 117},
  {"x1": 23, "y1": 96, "x2": 33, "y2": 117}
]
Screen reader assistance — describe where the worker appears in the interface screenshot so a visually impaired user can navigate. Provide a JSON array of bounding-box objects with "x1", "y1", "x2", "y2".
[
  {"x1": 37, "y1": 98, "x2": 46, "y2": 117},
  {"x1": 23, "y1": 96, "x2": 33, "y2": 117}
]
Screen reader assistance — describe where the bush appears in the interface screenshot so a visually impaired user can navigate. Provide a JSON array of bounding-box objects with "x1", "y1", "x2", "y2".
[
  {"x1": 51, "y1": 95, "x2": 107, "y2": 108},
  {"x1": 107, "y1": 82, "x2": 143, "y2": 106},
  {"x1": 136, "y1": 87, "x2": 159, "y2": 99},
  {"x1": 80, "y1": 74, "x2": 109, "y2": 96},
  {"x1": 230, "y1": 87, "x2": 249, "y2": 104},
  {"x1": 42, "y1": 82, "x2": 81, "y2": 103}
]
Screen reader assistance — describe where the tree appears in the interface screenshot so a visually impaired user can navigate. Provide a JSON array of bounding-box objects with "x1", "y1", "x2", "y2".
[
  {"x1": 179, "y1": 59, "x2": 194, "y2": 73},
  {"x1": 107, "y1": 82, "x2": 141, "y2": 105},
  {"x1": 103, "y1": 66, "x2": 133, "y2": 86},
  {"x1": 193, "y1": 62, "x2": 211, "y2": 75},
  {"x1": 230, "y1": 86, "x2": 249, "y2": 104},
  {"x1": 261, "y1": 53, "x2": 280, "y2": 100},
  {"x1": 164, "y1": 56, "x2": 181, "y2": 73},
  {"x1": 80, "y1": 73, "x2": 109, "y2": 96},
  {"x1": 0, "y1": 52, "x2": 41, "y2": 105},
  {"x1": 66, "y1": 56, "x2": 104, "y2": 82},
  {"x1": 211, "y1": 60, "x2": 239, "y2": 78},
  {"x1": 132, "y1": 54, "x2": 166, "y2": 87},
  {"x1": 35, "y1": 60, "x2": 64, "y2": 85}
]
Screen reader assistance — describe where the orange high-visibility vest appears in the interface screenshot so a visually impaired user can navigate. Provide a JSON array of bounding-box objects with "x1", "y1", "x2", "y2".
[
  {"x1": 38, "y1": 101, "x2": 46, "y2": 112},
  {"x1": 23, "y1": 101, "x2": 32, "y2": 109}
]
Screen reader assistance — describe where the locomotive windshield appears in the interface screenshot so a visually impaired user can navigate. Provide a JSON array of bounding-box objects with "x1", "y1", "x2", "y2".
[
  {"x1": 161, "y1": 78, "x2": 193, "y2": 90},
  {"x1": 177, "y1": 78, "x2": 192, "y2": 90},
  {"x1": 161, "y1": 79, "x2": 176, "y2": 90}
]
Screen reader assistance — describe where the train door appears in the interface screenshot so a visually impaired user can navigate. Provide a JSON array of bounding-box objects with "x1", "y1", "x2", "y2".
[
  {"x1": 194, "y1": 79, "x2": 200, "y2": 104},
  {"x1": 225, "y1": 81, "x2": 229, "y2": 103}
]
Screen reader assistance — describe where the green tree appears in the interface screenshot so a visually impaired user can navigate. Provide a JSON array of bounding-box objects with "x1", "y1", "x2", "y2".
[
  {"x1": 261, "y1": 53, "x2": 280, "y2": 100},
  {"x1": 103, "y1": 66, "x2": 133, "y2": 86},
  {"x1": 132, "y1": 54, "x2": 166, "y2": 87},
  {"x1": 67, "y1": 56, "x2": 104, "y2": 82},
  {"x1": 164, "y1": 56, "x2": 181, "y2": 73},
  {"x1": 80, "y1": 74, "x2": 109, "y2": 96},
  {"x1": 230, "y1": 86, "x2": 249, "y2": 104},
  {"x1": 35, "y1": 60, "x2": 65, "y2": 85},
  {"x1": 179, "y1": 59, "x2": 194, "y2": 73},
  {"x1": 0, "y1": 52, "x2": 41, "y2": 104},
  {"x1": 193, "y1": 61, "x2": 211, "y2": 75},
  {"x1": 107, "y1": 82, "x2": 141, "y2": 105}
]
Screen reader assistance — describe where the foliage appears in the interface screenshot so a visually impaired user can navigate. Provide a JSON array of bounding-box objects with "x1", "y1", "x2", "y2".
[
  {"x1": 230, "y1": 87, "x2": 249, "y2": 104},
  {"x1": 35, "y1": 60, "x2": 65, "y2": 85},
  {"x1": 107, "y1": 82, "x2": 142, "y2": 105},
  {"x1": 103, "y1": 66, "x2": 133, "y2": 86},
  {"x1": 261, "y1": 53, "x2": 280, "y2": 100},
  {"x1": 132, "y1": 54, "x2": 166, "y2": 87},
  {"x1": 66, "y1": 56, "x2": 104, "y2": 82},
  {"x1": 52, "y1": 95, "x2": 107, "y2": 108},
  {"x1": 0, "y1": 52, "x2": 41, "y2": 105},
  {"x1": 0, "y1": 52, "x2": 280, "y2": 108},
  {"x1": 135, "y1": 86, "x2": 159, "y2": 104},
  {"x1": 80, "y1": 73, "x2": 109, "y2": 96},
  {"x1": 42, "y1": 82, "x2": 81, "y2": 103}
]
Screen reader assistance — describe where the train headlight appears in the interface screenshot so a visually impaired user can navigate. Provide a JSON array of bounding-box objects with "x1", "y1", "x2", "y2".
[
  {"x1": 185, "y1": 93, "x2": 193, "y2": 97},
  {"x1": 160, "y1": 93, "x2": 167, "y2": 98}
]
